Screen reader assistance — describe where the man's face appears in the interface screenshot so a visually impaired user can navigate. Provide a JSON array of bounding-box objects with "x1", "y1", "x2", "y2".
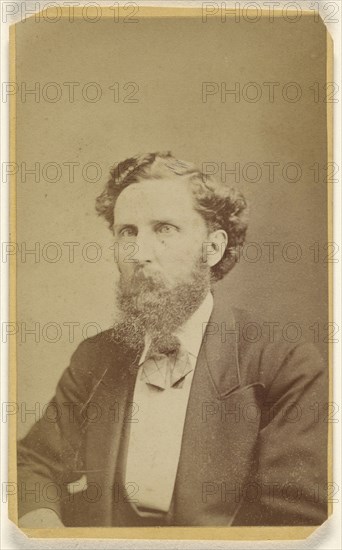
[
  {"x1": 113, "y1": 178, "x2": 209, "y2": 290},
  {"x1": 112, "y1": 178, "x2": 212, "y2": 349}
]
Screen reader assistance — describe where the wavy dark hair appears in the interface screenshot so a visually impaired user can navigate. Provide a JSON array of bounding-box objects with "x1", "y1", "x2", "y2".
[{"x1": 96, "y1": 152, "x2": 249, "y2": 281}]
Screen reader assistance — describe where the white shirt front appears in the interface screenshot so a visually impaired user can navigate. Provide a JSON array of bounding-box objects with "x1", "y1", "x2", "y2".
[{"x1": 124, "y1": 292, "x2": 213, "y2": 512}]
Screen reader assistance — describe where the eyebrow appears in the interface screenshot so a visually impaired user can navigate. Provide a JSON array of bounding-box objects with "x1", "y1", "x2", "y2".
[
  {"x1": 114, "y1": 218, "x2": 182, "y2": 231},
  {"x1": 150, "y1": 218, "x2": 181, "y2": 226}
]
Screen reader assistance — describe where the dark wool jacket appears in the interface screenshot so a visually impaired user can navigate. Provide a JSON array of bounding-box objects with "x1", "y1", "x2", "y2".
[{"x1": 17, "y1": 301, "x2": 328, "y2": 527}]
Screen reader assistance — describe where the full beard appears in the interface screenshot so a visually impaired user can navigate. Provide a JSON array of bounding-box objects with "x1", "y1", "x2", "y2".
[{"x1": 111, "y1": 257, "x2": 211, "y2": 353}]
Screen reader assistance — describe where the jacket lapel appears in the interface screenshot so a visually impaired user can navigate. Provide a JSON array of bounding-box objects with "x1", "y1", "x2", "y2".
[
  {"x1": 174, "y1": 302, "x2": 263, "y2": 525},
  {"x1": 203, "y1": 303, "x2": 241, "y2": 398},
  {"x1": 84, "y1": 342, "x2": 142, "y2": 525}
]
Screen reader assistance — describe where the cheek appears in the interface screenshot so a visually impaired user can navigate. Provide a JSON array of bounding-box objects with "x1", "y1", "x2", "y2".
[{"x1": 157, "y1": 238, "x2": 203, "y2": 270}]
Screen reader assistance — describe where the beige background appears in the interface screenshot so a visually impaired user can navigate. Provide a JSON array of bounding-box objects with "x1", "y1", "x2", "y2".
[{"x1": 14, "y1": 14, "x2": 329, "y2": 438}]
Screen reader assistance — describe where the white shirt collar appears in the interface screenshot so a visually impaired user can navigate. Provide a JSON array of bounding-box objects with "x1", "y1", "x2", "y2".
[{"x1": 139, "y1": 291, "x2": 213, "y2": 364}]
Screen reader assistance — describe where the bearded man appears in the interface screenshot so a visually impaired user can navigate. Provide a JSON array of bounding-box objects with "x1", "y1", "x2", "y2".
[{"x1": 17, "y1": 152, "x2": 328, "y2": 528}]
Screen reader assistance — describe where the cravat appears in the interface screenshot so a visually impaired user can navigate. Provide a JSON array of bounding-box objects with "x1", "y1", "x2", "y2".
[{"x1": 140, "y1": 347, "x2": 192, "y2": 389}]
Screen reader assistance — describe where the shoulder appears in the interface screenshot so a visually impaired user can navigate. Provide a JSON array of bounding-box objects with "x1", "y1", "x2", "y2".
[
  {"x1": 231, "y1": 307, "x2": 326, "y2": 389},
  {"x1": 65, "y1": 328, "x2": 129, "y2": 386},
  {"x1": 72, "y1": 328, "x2": 118, "y2": 356}
]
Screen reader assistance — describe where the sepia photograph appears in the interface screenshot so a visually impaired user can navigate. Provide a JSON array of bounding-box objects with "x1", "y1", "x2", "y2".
[{"x1": 3, "y1": 1, "x2": 337, "y2": 542}]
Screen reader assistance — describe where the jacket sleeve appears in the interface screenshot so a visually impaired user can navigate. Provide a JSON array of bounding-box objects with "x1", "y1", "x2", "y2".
[
  {"x1": 234, "y1": 342, "x2": 329, "y2": 526},
  {"x1": 17, "y1": 339, "x2": 99, "y2": 520}
]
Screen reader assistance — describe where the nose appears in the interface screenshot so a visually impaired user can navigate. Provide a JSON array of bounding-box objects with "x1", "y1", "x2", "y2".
[{"x1": 134, "y1": 231, "x2": 154, "y2": 263}]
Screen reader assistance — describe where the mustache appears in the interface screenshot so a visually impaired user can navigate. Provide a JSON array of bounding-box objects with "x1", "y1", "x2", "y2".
[{"x1": 120, "y1": 264, "x2": 169, "y2": 294}]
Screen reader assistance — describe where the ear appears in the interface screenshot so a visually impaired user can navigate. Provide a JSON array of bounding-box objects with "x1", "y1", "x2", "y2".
[{"x1": 204, "y1": 229, "x2": 228, "y2": 267}]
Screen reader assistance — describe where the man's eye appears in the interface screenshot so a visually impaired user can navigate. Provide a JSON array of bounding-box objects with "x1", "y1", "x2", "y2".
[
  {"x1": 157, "y1": 224, "x2": 177, "y2": 234},
  {"x1": 120, "y1": 227, "x2": 135, "y2": 237}
]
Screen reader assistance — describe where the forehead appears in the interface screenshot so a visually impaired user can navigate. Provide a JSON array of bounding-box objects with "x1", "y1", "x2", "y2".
[{"x1": 114, "y1": 178, "x2": 198, "y2": 221}]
